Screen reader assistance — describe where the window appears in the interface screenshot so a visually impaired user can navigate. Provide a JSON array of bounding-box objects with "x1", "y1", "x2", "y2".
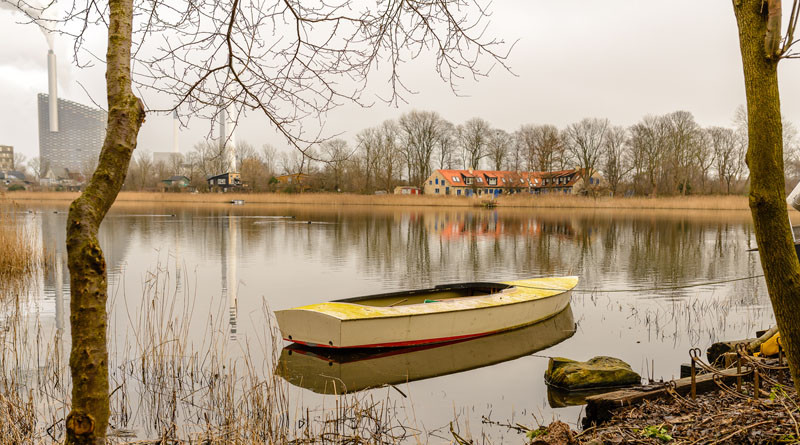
[
  {"x1": 476, "y1": 177, "x2": 483, "y2": 183},
  {"x1": 457, "y1": 189, "x2": 462, "y2": 196},
  {"x1": 465, "y1": 177, "x2": 474, "y2": 185},
  {"x1": 452, "y1": 176, "x2": 460, "y2": 182},
  {"x1": 502, "y1": 178, "x2": 506, "y2": 183},
  {"x1": 217, "y1": 178, "x2": 225, "y2": 185},
  {"x1": 435, "y1": 178, "x2": 439, "y2": 185},
  {"x1": 429, "y1": 180, "x2": 432, "y2": 185},
  {"x1": 521, "y1": 178, "x2": 525, "y2": 183},
  {"x1": 435, "y1": 188, "x2": 440, "y2": 194},
  {"x1": 488, "y1": 177, "x2": 497, "y2": 185}
]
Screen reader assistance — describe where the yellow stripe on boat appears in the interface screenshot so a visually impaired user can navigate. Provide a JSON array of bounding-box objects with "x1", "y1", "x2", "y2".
[{"x1": 291, "y1": 276, "x2": 578, "y2": 321}]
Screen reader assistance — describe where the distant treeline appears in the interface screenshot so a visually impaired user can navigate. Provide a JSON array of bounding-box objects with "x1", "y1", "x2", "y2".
[{"x1": 125, "y1": 107, "x2": 800, "y2": 196}]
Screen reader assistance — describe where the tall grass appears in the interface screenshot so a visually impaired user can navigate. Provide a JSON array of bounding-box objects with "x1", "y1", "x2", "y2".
[
  {"x1": 0, "y1": 204, "x2": 48, "y2": 292},
  {"x1": 2, "y1": 190, "x2": 754, "y2": 210},
  {"x1": 0, "y1": 260, "x2": 419, "y2": 443}
]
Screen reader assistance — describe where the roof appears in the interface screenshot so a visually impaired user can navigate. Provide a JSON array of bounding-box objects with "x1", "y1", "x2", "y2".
[
  {"x1": 165, "y1": 175, "x2": 189, "y2": 182},
  {"x1": 432, "y1": 168, "x2": 594, "y2": 189},
  {"x1": 435, "y1": 169, "x2": 548, "y2": 188}
]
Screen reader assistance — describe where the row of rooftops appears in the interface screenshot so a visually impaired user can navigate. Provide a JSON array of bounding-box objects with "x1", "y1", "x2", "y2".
[{"x1": 431, "y1": 168, "x2": 589, "y2": 189}]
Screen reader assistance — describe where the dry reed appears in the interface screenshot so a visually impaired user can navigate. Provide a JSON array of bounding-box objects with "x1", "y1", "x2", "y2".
[
  {"x1": 0, "y1": 259, "x2": 419, "y2": 444},
  {"x1": 0, "y1": 204, "x2": 48, "y2": 293},
  {"x1": 1, "y1": 190, "x2": 755, "y2": 210}
]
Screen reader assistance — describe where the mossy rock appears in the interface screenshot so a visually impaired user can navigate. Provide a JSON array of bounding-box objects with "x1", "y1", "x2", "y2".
[{"x1": 545, "y1": 356, "x2": 641, "y2": 390}]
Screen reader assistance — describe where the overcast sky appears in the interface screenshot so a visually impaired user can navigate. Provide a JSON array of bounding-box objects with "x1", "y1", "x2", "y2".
[{"x1": 1, "y1": 1, "x2": 799, "y2": 161}]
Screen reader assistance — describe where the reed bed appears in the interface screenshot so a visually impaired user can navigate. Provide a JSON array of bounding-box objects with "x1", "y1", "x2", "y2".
[
  {"x1": 2, "y1": 190, "x2": 754, "y2": 210},
  {"x1": 0, "y1": 260, "x2": 422, "y2": 444},
  {"x1": 0, "y1": 205, "x2": 47, "y2": 286}
]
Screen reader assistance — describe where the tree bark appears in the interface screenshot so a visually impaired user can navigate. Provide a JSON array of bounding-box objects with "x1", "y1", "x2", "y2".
[
  {"x1": 733, "y1": 0, "x2": 800, "y2": 393},
  {"x1": 65, "y1": 0, "x2": 144, "y2": 443}
]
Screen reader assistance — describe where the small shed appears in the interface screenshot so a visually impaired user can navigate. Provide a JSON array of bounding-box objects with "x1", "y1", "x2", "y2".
[
  {"x1": 208, "y1": 172, "x2": 242, "y2": 192},
  {"x1": 162, "y1": 175, "x2": 191, "y2": 188},
  {"x1": 394, "y1": 186, "x2": 421, "y2": 195}
]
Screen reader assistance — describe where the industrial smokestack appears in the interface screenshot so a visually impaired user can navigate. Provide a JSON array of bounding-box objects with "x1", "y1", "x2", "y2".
[
  {"x1": 47, "y1": 49, "x2": 58, "y2": 132},
  {"x1": 172, "y1": 110, "x2": 179, "y2": 153},
  {"x1": 217, "y1": 105, "x2": 237, "y2": 172}
]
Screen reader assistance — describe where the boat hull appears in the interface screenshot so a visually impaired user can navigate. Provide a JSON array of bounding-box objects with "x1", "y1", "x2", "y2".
[
  {"x1": 277, "y1": 304, "x2": 576, "y2": 394},
  {"x1": 275, "y1": 277, "x2": 577, "y2": 349}
]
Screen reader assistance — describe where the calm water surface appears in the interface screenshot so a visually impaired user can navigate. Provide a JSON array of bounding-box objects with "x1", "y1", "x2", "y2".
[{"x1": 25, "y1": 202, "x2": 772, "y2": 441}]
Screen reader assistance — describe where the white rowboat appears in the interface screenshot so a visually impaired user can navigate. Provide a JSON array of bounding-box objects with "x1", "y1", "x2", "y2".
[
  {"x1": 275, "y1": 276, "x2": 578, "y2": 349},
  {"x1": 277, "y1": 305, "x2": 576, "y2": 394}
]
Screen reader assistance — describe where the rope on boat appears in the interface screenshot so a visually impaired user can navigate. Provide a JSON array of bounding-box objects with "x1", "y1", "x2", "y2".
[{"x1": 512, "y1": 274, "x2": 766, "y2": 294}]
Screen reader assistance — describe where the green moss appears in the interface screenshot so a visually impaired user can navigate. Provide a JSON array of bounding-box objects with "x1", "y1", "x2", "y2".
[{"x1": 545, "y1": 356, "x2": 641, "y2": 390}]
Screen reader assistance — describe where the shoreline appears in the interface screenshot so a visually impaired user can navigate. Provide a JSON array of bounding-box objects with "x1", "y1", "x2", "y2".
[{"x1": 0, "y1": 191, "x2": 758, "y2": 211}]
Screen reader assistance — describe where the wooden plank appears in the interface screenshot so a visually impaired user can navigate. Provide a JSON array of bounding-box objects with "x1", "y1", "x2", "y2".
[{"x1": 584, "y1": 368, "x2": 744, "y2": 424}]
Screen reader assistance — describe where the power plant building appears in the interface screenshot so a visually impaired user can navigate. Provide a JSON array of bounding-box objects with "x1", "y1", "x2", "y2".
[{"x1": 37, "y1": 93, "x2": 107, "y2": 172}]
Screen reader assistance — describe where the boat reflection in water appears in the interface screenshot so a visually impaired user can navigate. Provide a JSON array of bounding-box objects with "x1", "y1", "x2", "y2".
[{"x1": 276, "y1": 305, "x2": 576, "y2": 395}]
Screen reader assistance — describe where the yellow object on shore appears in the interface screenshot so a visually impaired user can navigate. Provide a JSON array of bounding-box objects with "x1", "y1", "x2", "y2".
[{"x1": 757, "y1": 332, "x2": 782, "y2": 357}]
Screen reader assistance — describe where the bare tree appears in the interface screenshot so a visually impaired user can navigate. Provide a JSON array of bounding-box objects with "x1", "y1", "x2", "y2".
[
  {"x1": 11, "y1": 152, "x2": 26, "y2": 171},
  {"x1": 629, "y1": 115, "x2": 666, "y2": 196},
  {"x1": 733, "y1": 0, "x2": 800, "y2": 392},
  {"x1": 435, "y1": 120, "x2": 457, "y2": 170},
  {"x1": 376, "y1": 120, "x2": 402, "y2": 192},
  {"x1": 191, "y1": 140, "x2": 227, "y2": 181},
  {"x1": 458, "y1": 117, "x2": 491, "y2": 169},
  {"x1": 515, "y1": 125, "x2": 538, "y2": 172},
  {"x1": 356, "y1": 127, "x2": 380, "y2": 193},
  {"x1": 487, "y1": 128, "x2": 512, "y2": 170},
  {"x1": 261, "y1": 144, "x2": 278, "y2": 177},
  {"x1": 663, "y1": 111, "x2": 702, "y2": 195},
  {"x1": 8, "y1": 0, "x2": 508, "y2": 439},
  {"x1": 321, "y1": 139, "x2": 351, "y2": 191},
  {"x1": 708, "y1": 126, "x2": 744, "y2": 194},
  {"x1": 692, "y1": 129, "x2": 716, "y2": 193},
  {"x1": 564, "y1": 118, "x2": 609, "y2": 195},
  {"x1": 235, "y1": 140, "x2": 258, "y2": 169},
  {"x1": 27, "y1": 156, "x2": 42, "y2": 179},
  {"x1": 601, "y1": 125, "x2": 632, "y2": 196},
  {"x1": 532, "y1": 124, "x2": 564, "y2": 172},
  {"x1": 399, "y1": 110, "x2": 448, "y2": 186}
]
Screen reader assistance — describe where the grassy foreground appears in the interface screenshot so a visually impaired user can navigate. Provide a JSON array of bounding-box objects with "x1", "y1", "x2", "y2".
[{"x1": 1, "y1": 191, "x2": 755, "y2": 210}]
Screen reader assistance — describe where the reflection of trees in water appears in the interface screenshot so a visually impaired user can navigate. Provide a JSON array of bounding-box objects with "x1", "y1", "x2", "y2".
[{"x1": 43, "y1": 205, "x2": 768, "y2": 309}]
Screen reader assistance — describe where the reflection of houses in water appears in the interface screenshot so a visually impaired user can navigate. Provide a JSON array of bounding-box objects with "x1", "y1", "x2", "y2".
[
  {"x1": 221, "y1": 214, "x2": 239, "y2": 339},
  {"x1": 429, "y1": 214, "x2": 583, "y2": 241}
]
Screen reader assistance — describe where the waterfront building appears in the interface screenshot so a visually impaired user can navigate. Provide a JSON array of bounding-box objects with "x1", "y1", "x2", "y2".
[
  {"x1": 37, "y1": 93, "x2": 107, "y2": 172},
  {"x1": 423, "y1": 168, "x2": 606, "y2": 196}
]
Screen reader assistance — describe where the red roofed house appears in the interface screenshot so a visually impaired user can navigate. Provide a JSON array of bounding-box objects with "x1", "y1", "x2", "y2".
[{"x1": 423, "y1": 168, "x2": 605, "y2": 196}]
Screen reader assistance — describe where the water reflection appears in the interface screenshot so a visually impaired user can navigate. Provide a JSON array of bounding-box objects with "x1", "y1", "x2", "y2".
[
  {"x1": 276, "y1": 305, "x2": 576, "y2": 394},
  {"x1": 18, "y1": 203, "x2": 773, "y2": 437}
]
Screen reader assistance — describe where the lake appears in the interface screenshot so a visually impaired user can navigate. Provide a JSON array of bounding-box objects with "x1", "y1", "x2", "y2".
[{"x1": 16, "y1": 202, "x2": 773, "y2": 442}]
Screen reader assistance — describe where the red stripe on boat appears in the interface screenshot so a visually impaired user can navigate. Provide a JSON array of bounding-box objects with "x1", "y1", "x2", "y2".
[{"x1": 284, "y1": 330, "x2": 498, "y2": 349}]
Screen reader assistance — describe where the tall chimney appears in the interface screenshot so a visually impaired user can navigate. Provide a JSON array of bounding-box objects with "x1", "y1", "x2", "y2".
[
  {"x1": 172, "y1": 110, "x2": 179, "y2": 153},
  {"x1": 47, "y1": 49, "x2": 58, "y2": 132},
  {"x1": 218, "y1": 105, "x2": 237, "y2": 172}
]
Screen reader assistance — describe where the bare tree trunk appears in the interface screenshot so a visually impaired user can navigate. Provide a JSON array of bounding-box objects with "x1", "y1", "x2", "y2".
[
  {"x1": 65, "y1": 0, "x2": 144, "y2": 442},
  {"x1": 733, "y1": 0, "x2": 800, "y2": 393}
]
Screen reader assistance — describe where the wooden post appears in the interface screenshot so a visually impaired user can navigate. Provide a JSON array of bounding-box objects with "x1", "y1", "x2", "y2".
[
  {"x1": 754, "y1": 369, "x2": 760, "y2": 399},
  {"x1": 690, "y1": 357, "x2": 697, "y2": 400},
  {"x1": 737, "y1": 355, "x2": 742, "y2": 392}
]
